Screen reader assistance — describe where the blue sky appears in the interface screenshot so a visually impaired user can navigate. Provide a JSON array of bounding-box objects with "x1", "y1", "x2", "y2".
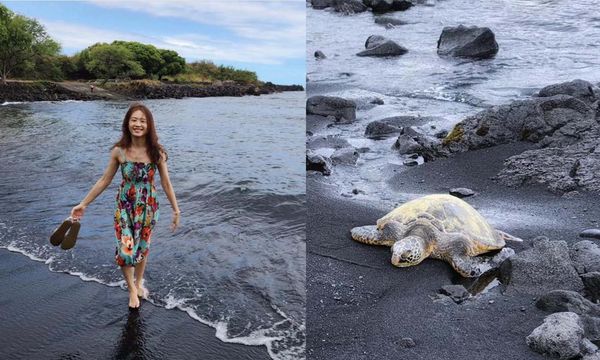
[{"x1": 3, "y1": 1, "x2": 305, "y2": 85}]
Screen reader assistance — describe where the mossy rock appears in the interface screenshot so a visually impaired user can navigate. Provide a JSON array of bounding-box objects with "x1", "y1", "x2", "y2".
[{"x1": 442, "y1": 124, "x2": 464, "y2": 145}]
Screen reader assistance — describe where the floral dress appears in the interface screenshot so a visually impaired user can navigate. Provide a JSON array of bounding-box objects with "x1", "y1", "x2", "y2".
[{"x1": 114, "y1": 147, "x2": 159, "y2": 266}]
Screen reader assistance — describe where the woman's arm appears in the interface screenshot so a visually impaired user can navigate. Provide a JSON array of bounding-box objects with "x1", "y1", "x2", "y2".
[
  {"x1": 70, "y1": 147, "x2": 120, "y2": 220},
  {"x1": 157, "y1": 152, "x2": 180, "y2": 231}
]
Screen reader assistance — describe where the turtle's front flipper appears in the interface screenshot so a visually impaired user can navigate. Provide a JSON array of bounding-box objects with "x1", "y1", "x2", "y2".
[
  {"x1": 496, "y1": 230, "x2": 523, "y2": 242},
  {"x1": 450, "y1": 247, "x2": 515, "y2": 278},
  {"x1": 351, "y1": 225, "x2": 388, "y2": 246}
]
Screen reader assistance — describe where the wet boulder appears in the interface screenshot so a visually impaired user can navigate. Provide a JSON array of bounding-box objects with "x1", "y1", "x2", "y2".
[
  {"x1": 357, "y1": 35, "x2": 408, "y2": 57},
  {"x1": 331, "y1": 147, "x2": 359, "y2": 165},
  {"x1": 310, "y1": 0, "x2": 334, "y2": 9},
  {"x1": 314, "y1": 50, "x2": 327, "y2": 60},
  {"x1": 306, "y1": 150, "x2": 332, "y2": 176},
  {"x1": 437, "y1": 25, "x2": 499, "y2": 59},
  {"x1": 527, "y1": 312, "x2": 596, "y2": 360},
  {"x1": 306, "y1": 96, "x2": 357, "y2": 122},
  {"x1": 538, "y1": 79, "x2": 597, "y2": 105},
  {"x1": 392, "y1": 127, "x2": 442, "y2": 161},
  {"x1": 499, "y1": 237, "x2": 584, "y2": 296},
  {"x1": 363, "y1": 0, "x2": 413, "y2": 13},
  {"x1": 536, "y1": 290, "x2": 600, "y2": 317},
  {"x1": 365, "y1": 116, "x2": 439, "y2": 139},
  {"x1": 333, "y1": 0, "x2": 368, "y2": 14}
]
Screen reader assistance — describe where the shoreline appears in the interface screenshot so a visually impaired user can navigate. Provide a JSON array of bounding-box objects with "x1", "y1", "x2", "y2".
[
  {"x1": 0, "y1": 80, "x2": 304, "y2": 103},
  {"x1": 0, "y1": 247, "x2": 271, "y2": 360}
]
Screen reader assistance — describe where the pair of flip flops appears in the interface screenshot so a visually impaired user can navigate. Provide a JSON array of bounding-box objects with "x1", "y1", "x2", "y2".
[{"x1": 50, "y1": 217, "x2": 81, "y2": 250}]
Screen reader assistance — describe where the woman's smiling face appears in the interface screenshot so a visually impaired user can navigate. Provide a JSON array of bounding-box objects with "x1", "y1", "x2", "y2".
[{"x1": 128, "y1": 109, "x2": 148, "y2": 138}]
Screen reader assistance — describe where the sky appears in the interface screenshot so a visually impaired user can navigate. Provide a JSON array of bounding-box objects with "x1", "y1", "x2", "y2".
[{"x1": 3, "y1": 0, "x2": 306, "y2": 85}]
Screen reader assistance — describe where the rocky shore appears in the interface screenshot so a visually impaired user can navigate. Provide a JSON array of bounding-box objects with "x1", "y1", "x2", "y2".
[{"x1": 0, "y1": 80, "x2": 304, "y2": 103}]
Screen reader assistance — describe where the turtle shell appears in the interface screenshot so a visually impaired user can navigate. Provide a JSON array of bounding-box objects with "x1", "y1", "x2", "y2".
[{"x1": 377, "y1": 194, "x2": 504, "y2": 252}]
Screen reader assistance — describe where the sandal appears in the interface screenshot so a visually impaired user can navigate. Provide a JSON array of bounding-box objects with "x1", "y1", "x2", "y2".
[
  {"x1": 61, "y1": 218, "x2": 81, "y2": 250},
  {"x1": 50, "y1": 217, "x2": 73, "y2": 246}
]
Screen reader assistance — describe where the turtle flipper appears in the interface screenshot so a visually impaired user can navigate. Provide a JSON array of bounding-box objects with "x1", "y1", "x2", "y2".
[
  {"x1": 351, "y1": 225, "x2": 387, "y2": 246},
  {"x1": 450, "y1": 247, "x2": 515, "y2": 278},
  {"x1": 496, "y1": 230, "x2": 523, "y2": 243}
]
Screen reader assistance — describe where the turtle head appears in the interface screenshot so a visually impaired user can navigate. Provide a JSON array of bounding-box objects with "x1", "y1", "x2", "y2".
[{"x1": 391, "y1": 235, "x2": 427, "y2": 267}]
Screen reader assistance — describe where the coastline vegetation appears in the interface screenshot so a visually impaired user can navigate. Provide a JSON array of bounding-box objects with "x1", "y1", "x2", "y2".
[{"x1": 0, "y1": 4, "x2": 260, "y2": 86}]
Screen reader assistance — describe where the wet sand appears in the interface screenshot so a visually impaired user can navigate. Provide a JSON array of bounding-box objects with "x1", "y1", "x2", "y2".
[
  {"x1": 0, "y1": 248, "x2": 270, "y2": 360},
  {"x1": 307, "y1": 142, "x2": 600, "y2": 359}
]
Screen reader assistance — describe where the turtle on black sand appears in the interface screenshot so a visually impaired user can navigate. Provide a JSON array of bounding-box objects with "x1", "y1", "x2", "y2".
[{"x1": 351, "y1": 194, "x2": 522, "y2": 277}]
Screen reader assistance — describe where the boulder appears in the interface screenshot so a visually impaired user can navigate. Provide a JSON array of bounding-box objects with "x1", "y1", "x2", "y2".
[
  {"x1": 526, "y1": 312, "x2": 592, "y2": 360},
  {"x1": 442, "y1": 95, "x2": 596, "y2": 153},
  {"x1": 392, "y1": 127, "x2": 442, "y2": 161},
  {"x1": 363, "y1": 0, "x2": 413, "y2": 13},
  {"x1": 571, "y1": 241, "x2": 600, "y2": 274},
  {"x1": 582, "y1": 272, "x2": 600, "y2": 301},
  {"x1": 495, "y1": 138, "x2": 600, "y2": 194},
  {"x1": 306, "y1": 96, "x2": 357, "y2": 122},
  {"x1": 499, "y1": 237, "x2": 584, "y2": 296},
  {"x1": 331, "y1": 147, "x2": 359, "y2": 165},
  {"x1": 374, "y1": 16, "x2": 408, "y2": 27},
  {"x1": 538, "y1": 79, "x2": 597, "y2": 105},
  {"x1": 536, "y1": 290, "x2": 600, "y2": 317},
  {"x1": 365, "y1": 116, "x2": 438, "y2": 139},
  {"x1": 333, "y1": 0, "x2": 368, "y2": 14},
  {"x1": 580, "y1": 229, "x2": 600, "y2": 240},
  {"x1": 311, "y1": 0, "x2": 335, "y2": 9},
  {"x1": 357, "y1": 36, "x2": 408, "y2": 57},
  {"x1": 306, "y1": 150, "x2": 332, "y2": 176},
  {"x1": 439, "y1": 284, "x2": 471, "y2": 304},
  {"x1": 449, "y1": 187, "x2": 476, "y2": 198},
  {"x1": 314, "y1": 50, "x2": 327, "y2": 60},
  {"x1": 437, "y1": 25, "x2": 499, "y2": 59}
]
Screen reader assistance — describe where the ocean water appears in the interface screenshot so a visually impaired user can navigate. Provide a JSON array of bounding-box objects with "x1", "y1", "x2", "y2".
[
  {"x1": 0, "y1": 93, "x2": 305, "y2": 359},
  {"x1": 306, "y1": 0, "x2": 600, "y2": 206}
]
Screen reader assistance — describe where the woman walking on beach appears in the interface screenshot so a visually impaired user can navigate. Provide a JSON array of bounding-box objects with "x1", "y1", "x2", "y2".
[{"x1": 70, "y1": 102, "x2": 180, "y2": 310}]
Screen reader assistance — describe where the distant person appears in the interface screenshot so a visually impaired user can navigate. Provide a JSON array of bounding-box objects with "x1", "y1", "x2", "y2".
[
  {"x1": 70, "y1": 102, "x2": 180, "y2": 310},
  {"x1": 90, "y1": 84, "x2": 95, "y2": 93}
]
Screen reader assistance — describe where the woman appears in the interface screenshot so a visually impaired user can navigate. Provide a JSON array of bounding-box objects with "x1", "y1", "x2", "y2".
[{"x1": 70, "y1": 102, "x2": 180, "y2": 310}]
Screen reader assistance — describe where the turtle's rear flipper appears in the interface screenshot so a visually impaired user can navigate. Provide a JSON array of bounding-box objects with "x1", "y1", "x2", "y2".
[{"x1": 496, "y1": 230, "x2": 523, "y2": 243}]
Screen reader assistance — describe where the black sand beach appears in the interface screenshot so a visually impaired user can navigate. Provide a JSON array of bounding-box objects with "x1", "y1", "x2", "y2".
[
  {"x1": 0, "y1": 248, "x2": 270, "y2": 360},
  {"x1": 307, "y1": 142, "x2": 600, "y2": 359}
]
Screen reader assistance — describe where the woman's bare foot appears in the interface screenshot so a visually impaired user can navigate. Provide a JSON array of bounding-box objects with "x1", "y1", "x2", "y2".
[
  {"x1": 136, "y1": 284, "x2": 149, "y2": 299},
  {"x1": 129, "y1": 288, "x2": 140, "y2": 309}
]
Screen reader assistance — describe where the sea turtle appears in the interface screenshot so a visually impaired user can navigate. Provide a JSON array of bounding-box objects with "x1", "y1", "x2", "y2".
[{"x1": 350, "y1": 194, "x2": 522, "y2": 277}]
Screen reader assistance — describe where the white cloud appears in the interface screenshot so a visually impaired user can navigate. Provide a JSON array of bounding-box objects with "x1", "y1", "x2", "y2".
[{"x1": 42, "y1": 18, "x2": 303, "y2": 65}]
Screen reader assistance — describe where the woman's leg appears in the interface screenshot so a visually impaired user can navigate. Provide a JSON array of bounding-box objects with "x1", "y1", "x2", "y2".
[
  {"x1": 121, "y1": 265, "x2": 139, "y2": 308},
  {"x1": 134, "y1": 255, "x2": 148, "y2": 298}
]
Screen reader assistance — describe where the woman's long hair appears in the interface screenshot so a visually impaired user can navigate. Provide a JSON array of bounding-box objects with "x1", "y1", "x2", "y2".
[{"x1": 113, "y1": 102, "x2": 167, "y2": 164}]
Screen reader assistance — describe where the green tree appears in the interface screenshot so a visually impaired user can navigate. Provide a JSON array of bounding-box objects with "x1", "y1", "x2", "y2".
[
  {"x1": 157, "y1": 49, "x2": 185, "y2": 80},
  {"x1": 84, "y1": 43, "x2": 145, "y2": 80},
  {"x1": 112, "y1": 40, "x2": 164, "y2": 78},
  {"x1": 0, "y1": 4, "x2": 61, "y2": 84}
]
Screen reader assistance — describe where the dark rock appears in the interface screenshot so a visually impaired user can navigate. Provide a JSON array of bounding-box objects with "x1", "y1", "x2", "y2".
[
  {"x1": 570, "y1": 241, "x2": 600, "y2": 274},
  {"x1": 581, "y1": 272, "x2": 600, "y2": 302},
  {"x1": 306, "y1": 150, "x2": 332, "y2": 176},
  {"x1": 374, "y1": 16, "x2": 408, "y2": 27},
  {"x1": 331, "y1": 147, "x2": 359, "y2": 165},
  {"x1": 581, "y1": 229, "x2": 600, "y2": 240},
  {"x1": 496, "y1": 138, "x2": 600, "y2": 194},
  {"x1": 357, "y1": 36, "x2": 408, "y2": 57},
  {"x1": 449, "y1": 187, "x2": 476, "y2": 198},
  {"x1": 442, "y1": 94, "x2": 596, "y2": 152},
  {"x1": 333, "y1": 0, "x2": 368, "y2": 14},
  {"x1": 314, "y1": 50, "x2": 327, "y2": 60},
  {"x1": 365, "y1": 115, "x2": 441, "y2": 139},
  {"x1": 307, "y1": 136, "x2": 352, "y2": 151},
  {"x1": 435, "y1": 130, "x2": 449, "y2": 139},
  {"x1": 439, "y1": 284, "x2": 470, "y2": 304},
  {"x1": 437, "y1": 25, "x2": 499, "y2": 59},
  {"x1": 538, "y1": 79, "x2": 597, "y2": 105},
  {"x1": 581, "y1": 315, "x2": 600, "y2": 343},
  {"x1": 370, "y1": 97, "x2": 384, "y2": 105},
  {"x1": 397, "y1": 337, "x2": 416, "y2": 348},
  {"x1": 536, "y1": 290, "x2": 600, "y2": 317},
  {"x1": 403, "y1": 159, "x2": 419, "y2": 166},
  {"x1": 306, "y1": 115, "x2": 336, "y2": 134},
  {"x1": 526, "y1": 312, "x2": 589, "y2": 360},
  {"x1": 311, "y1": 0, "x2": 335, "y2": 9},
  {"x1": 392, "y1": 127, "x2": 441, "y2": 161},
  {"x1": 499, "y1": 238, "x2": 584, "y2": 296},
  {"x1": 363, "y1": 0, "x2": 413, "y2": 13},
  {"x1": 365, "y1": 35, "x2": 387, "y2": 49},
  {"x1": 306, "y1": 96, "x2": 357, "y2": 122}
]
